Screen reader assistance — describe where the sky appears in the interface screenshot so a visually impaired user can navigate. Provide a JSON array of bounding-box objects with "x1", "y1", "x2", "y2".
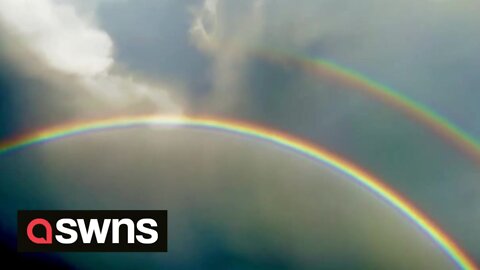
[{"x1": 0, "y1": 0, "x2": 479, "y2": 269}]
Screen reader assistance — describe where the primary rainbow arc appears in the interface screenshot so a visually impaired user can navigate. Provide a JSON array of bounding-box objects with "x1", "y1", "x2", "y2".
[{"x1": 0, "y1": 115, "x2": 477, "y2": 270}]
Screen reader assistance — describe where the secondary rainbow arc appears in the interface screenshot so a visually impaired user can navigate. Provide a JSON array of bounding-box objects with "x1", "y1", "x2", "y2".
[
  {"x1": 254, "y1": 48, "x2": 480, "y2": 165},
  {"x1": 0, "y1": 115, "x2": 476, "y2": 270}
]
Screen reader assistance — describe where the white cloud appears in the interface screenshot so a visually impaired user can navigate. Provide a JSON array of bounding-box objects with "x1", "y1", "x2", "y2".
[
  {"x1": 0, "y1": 0, "x2": 112, "y2": 76},
  {"x1": 189, "y1": 0, "x2": 268, "y2": 112},
  {"x1": 189, "y1": 0, "x2": 219, "y2": 53},
  {"x1": 0, "y1": 0, "x2": 181, "y2": 113}
]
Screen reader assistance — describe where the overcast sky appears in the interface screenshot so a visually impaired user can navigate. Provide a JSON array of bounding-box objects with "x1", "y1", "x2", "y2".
[{"x1": 0, "y1": 0, "x2": 479, "y2": 268}]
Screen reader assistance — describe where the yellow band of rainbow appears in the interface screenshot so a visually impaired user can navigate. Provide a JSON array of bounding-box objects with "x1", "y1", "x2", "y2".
[{"x1": 0, "y1": 115, "x2": 476, "y2": 270}]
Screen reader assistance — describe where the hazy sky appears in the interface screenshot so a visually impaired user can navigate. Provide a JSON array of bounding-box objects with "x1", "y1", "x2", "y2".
[{"x1": 0, "y1": 0, "x2": 479, "y2": 268}]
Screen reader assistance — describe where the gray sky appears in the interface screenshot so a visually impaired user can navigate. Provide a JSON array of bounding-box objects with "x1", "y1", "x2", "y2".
[{"x1": 0, "y1": 0, "x2": 479, "y2": 268}]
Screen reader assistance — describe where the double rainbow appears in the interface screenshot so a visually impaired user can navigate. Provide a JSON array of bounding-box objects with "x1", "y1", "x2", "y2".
[{"x1": 0, "y1": 115, "x2": 476, "y2": 270}]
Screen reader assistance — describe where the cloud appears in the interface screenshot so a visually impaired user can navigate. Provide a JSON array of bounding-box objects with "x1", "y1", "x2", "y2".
[
  {"x1": 189, "y1": 0, "x2": 480, "y2": 116},
  {"x1": 0, "y1": 0, "x2": 181, "y2": 113},
  {"x1": 0, "y1": 0, "x2": 112, "y2": 76},
  {"x1": 189, "y1": 0, "x2": 221, "y2": 53},
  {"x1": 189, "y1": 0, "x2": 264, "y2": 113}
]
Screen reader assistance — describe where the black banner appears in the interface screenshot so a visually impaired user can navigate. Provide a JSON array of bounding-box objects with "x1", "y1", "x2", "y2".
[{"x1": 18, "y1": 210, "x2": 167, "y2": 252}]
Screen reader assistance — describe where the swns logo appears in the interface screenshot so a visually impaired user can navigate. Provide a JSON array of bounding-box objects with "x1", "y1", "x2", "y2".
[{"x1": 18, "y1": 210, "x2": 167, "y2": 252}]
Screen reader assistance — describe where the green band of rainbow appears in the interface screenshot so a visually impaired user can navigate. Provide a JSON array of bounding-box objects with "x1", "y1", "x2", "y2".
[
  {"x1": 256, "y1": 49, "x2": 480, "y2": 165},
  {"x1": 0, "y1": 115, "x2": 476, "y2": 269}
]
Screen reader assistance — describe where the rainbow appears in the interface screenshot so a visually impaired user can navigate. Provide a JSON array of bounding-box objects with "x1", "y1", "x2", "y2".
[
  {"x1": 0, "y1": 115, "x2": 476, "y2": 269},
  {"x1": 255, "y1": 49, "x2": 480, "y2": 165}
]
